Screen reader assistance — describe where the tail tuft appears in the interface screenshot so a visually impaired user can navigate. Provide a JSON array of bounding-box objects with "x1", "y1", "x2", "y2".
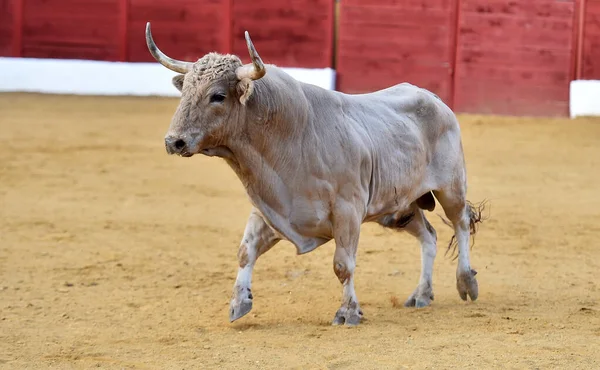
[{"x1": 438, "y1": 200, "x2": 490, "y2": 260}]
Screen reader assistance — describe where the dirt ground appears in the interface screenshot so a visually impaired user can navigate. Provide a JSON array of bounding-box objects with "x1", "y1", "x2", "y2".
[{"x1": 1, "y1": 93, "x2": 599, "y2": 369}]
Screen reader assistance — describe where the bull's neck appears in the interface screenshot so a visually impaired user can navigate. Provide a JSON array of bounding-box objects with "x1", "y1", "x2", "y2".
[
  {"x1": 230, "y1": 114, "x2": 308, "y2": 177},
  {"x1": 234, "y1": 78, "x2": 311, "y2": 173},
  {"x1": 226, "y1": 85, "x2": 311, "y2": 196}
]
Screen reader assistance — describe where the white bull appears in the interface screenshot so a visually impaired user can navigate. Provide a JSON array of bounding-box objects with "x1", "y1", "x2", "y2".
[{"x1": 145, "y1": 23, "x2": 484, "y2": 326}]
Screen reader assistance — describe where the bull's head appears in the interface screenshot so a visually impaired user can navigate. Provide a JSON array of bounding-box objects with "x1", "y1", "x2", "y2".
[{"x1": 145, "y1": 22, "x2": 266, "y2": 157}]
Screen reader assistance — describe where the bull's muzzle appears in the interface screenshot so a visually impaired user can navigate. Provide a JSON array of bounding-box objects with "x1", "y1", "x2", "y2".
[{"x1": 164, "y1": 134, "x2": 200, "y2": 157}]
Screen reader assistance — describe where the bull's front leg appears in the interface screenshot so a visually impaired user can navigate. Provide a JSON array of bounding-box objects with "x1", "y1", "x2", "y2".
[
  {"x1": 229, "y1": 208, "x2": 280, "y2": 322},
  {"x1": 331, "y1": 207, "x2": 363, "y2": 326}
]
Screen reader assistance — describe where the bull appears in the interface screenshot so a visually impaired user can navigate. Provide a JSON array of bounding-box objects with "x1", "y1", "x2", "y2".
[{"x1": 145, "y1": 22, "x2": 484, "y2": 326}]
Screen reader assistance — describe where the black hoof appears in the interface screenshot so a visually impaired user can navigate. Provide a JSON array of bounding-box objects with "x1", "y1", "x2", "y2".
[
  {"x1": 457, "y1": 269, "x2": 479, "y2": 301},
  {"x1": 229, "y1": 299, "x2": 253, "y2": 322}
]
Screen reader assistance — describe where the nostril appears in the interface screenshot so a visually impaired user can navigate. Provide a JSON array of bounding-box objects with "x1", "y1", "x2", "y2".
[{"x1": 174, "y1": 139, "x2": 186, "y2": 150}]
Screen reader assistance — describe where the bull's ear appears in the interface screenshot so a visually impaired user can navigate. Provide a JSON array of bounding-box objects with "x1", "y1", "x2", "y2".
[
  {"x1": 236, "y1": 78, "x2": 255, "y2": 106},
  {"x1": 172, "y1": 74, "x2": 184, "y2": 92}
]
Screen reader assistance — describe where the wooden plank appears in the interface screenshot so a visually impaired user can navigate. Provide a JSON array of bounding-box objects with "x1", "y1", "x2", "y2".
[
  {"x1": 455, "y1": 94, "x2": 569, "y2": 116},
  {"x1": 9, "y1": 0, "x2": 23, "y2": 57},
  {"x1": 338, "y1": 59, "x2": 452, "y2": 94},
  {"x1": 455, "y1": 82, "x2": 570, "y2": 115},
  {"x1": 456, "y1": 65, "x2": 571, "y2": 91},
  {"x1": 449, "y1": 0, "x2": 461, "y2": 110},
  {"x1": 339, "y1": 6, "x2": 453, "y2": 26},
  {"x1": 24, "y1": 0, "x2": 121, "y2": 14},
  {"x1": 119, "y1": 0, "x2": 129, "y2": 61},
  {"x1": 0, "y1": 0, "x2": 13, "y2": 56},
  {"x1": 458, "y1": 46, "x2": 572, "y2": 71},
  {"x1": 582, "y1": 0, "x2": 600, "y2": 78},
  {"x1": 14, "y1": 0, "x2": 23, "y2": 57},
  {"x1": 343, "y1": 0, "x2": 453, "y2": 9},
  {"x1": 22, "y1": 43, "x2": 120, "y2": 61},
  {"x1": 23, "y1": 16, "x2": 120, "y2": 45},
  {"x1": 224, "y1": 0, "x2": 232, "y2": 53},
  {"x1": 461, "y1": 0, "x2": 575, "y2": 18},
  {"x1": 459, "y1": 13, "x2": 574, "y2": 48},
  {"x1": 572, "y1": 0, "x2": 582, "y2": 80}
]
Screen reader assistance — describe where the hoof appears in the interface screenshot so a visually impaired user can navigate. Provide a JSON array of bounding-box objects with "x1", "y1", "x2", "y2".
[
  {"x1": 415, "y1": 298, "x2": 432, "y2": 308},
  {"x1": 404, "y1": 285, "x2": 434, "y2": 308},
  {"x1": 404, "y1": 295, "x2": 433, "y2": 308},
  {"x1": 457, "y1": 268, "x2": 478, "y2": 301},
  {"x1": 229, "y1": 298, "x2": 253, "y2": 322},
  {"x1": 332, "y1": 306, "x2": 363, "y2": 327}
]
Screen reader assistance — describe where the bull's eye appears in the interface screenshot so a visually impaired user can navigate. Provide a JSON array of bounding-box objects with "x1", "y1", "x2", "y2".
[{"x1": 210, "y1": 93, "x2": 226, "y2": 103}]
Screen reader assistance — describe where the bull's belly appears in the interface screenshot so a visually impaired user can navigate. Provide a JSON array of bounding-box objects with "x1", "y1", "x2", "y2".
[
  {"x1": 364, "y1": 202, "x2": 412, "y2": 223},
  {"x1": 364, "y1": 184, "x2": 430, "y2": 222},
  {"x1": 251, "y1": 179, "x2": 432, "y2": 253}
]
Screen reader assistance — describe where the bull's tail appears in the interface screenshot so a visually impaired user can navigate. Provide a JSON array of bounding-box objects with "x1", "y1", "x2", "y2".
[{"x1": 439, "y1": 200, "x2": 489, "y2": 260}]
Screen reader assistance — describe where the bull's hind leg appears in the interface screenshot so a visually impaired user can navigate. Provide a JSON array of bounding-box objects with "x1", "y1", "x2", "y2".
[
  {"x1": 331, "y1": 207, "x2": 363, "y2": 326},
  {"x1": 403, "y1": 209, "x2": 437, "y2": 307},
  {"x1": 378, "y1": 206, "x2": 437, "y2": 308},
  {"x1": 229, "y1": 208, "x2": 280, "y2": 322},
  {"x1": 433, "y1": 185, "x2": 479, "y2": 302}
]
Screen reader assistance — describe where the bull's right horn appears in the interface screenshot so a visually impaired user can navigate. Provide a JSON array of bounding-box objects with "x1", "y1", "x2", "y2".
[
  {"x1": 145, "y1": 22, "x2": 191, "y2": 74},
  {"x1": 236, "y1": 31, "x2": 266, "y2": 81}
]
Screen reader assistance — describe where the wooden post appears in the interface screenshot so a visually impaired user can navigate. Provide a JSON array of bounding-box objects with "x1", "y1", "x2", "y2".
[
  {"x1": 118, "y1": 0, "x2": 129, "y2": 61},
  {"x1": 224, "y1": 0, "x2": 233, "y2": 54},
  {"x1": 326, "y1": 0, "x2": 335, "y2": 69},
  {"x1": 449, "y1": 0, "x2": 462, "y2": 111},
  {"x1": 12, "y1": 0, "x2": 24, "y2": 57},
  {"x1": 575, "y1": 0, "x2": 586, "y2": 79}
]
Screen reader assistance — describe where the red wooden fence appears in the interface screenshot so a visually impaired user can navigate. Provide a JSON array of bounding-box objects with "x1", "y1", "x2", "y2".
[
  {"x1": 232, "y1": 0, "x2": 334, "y2": 68},
  {"x1": 581, "y1": 0, "x2": 600, "y2": 78},
  {"x1": 0, "y1": 0, "x2": 599, "y2": 117},
  {"x1": 452, "y1": 0, "x2": 577, "y2": 116},
  {"x1": 0, "y1": 0, "x2": 14, "y2": 56},
  {"x1": 336, "y1": 0, "x2": 580, "y2": 116},
  {"x1": 0, "y1": 0, "x2": 334, "y2": 68},
  {"x1": 336, "y1": 0, "x2": 458, "y2": 104},
  {"x1": 127, "y1": 0, "x2": 230, "y2": 63},
  {"x1": 21, "y1": 0, "x2": 122, "y2": 61}
]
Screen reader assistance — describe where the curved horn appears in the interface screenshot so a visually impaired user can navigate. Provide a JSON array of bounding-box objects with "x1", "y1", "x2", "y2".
[
  {"x1": 236, "y1": 31, "x2": 266, "y2": 80},
  {"x1": 145, "y1": 22, "x2": 191, "y2": 74}
]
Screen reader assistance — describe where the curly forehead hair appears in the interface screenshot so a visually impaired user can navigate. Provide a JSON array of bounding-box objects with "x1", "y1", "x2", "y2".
[{"x1": 192, "y1": 53, "x2": 243, "y2": 82}]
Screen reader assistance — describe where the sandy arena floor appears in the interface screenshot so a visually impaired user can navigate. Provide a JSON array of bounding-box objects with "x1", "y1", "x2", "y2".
[{"x1": 0, "y1": 93, "x2": 599, "y2": 369}]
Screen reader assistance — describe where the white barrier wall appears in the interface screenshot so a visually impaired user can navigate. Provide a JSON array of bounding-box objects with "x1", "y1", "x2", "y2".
[
  {"x1": 570, "y1": 80, "x2": 600, "y2": 118},
  {"x1": 2, "y1": 57, "x2": 596, "y2": 119},
  {"x1": 0, "y1": 57, "x2": 336, "y2": 97}
]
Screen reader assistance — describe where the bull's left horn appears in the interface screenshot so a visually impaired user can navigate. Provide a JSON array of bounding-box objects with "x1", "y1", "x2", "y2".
[
  {"x1": 145, "y1": 22, "x2": 191, "y2": 74},
  {"x1": 236, "y1": 31, "x2": 266, "y2": 80}
]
